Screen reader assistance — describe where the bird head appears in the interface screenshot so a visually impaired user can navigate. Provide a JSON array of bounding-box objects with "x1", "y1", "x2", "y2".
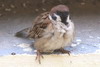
[{"x1": 49, "y1": 5, "x2": 71, "y2": 25}]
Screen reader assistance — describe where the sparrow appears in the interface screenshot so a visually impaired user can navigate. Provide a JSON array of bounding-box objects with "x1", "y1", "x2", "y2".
[{"x1": 15, "y1": 5, "x2": 75, "y2": 64}]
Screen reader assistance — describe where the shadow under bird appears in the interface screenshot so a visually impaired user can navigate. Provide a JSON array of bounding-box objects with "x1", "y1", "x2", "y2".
[{"x1": 15, "y1": 5, "x2": 75, "y2": 64}]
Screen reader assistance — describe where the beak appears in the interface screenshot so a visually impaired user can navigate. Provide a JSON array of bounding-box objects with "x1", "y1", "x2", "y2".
[{"x1": 62, "y1": 21, "x2": 68, "y2": 25}]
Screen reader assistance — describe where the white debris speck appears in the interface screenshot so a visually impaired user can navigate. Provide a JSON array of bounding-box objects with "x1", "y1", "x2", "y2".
[
  {"x1": 5, "y1": 8, "x2": 11, "y2": 11},
  {"x1": 76, "y1": 39, "x2": 82, "y2": 45},
  {"x1": 23, "y1": 48, "x2": 32, "y2": 52},
  {"x1": 34, "y1": 50, "x2": 37, "y2": 52},
  {"x1": 97, "y1": 37, "x2": 100, "y2": 39},
  {"x1": 81, "y1": 46, "x2": 85, "y2": 48},
  {"x1": 89, "y1": 36, "x2": 94, "y2": 38},
  {"x1": 71, "y1": 43, "x2": 77, "y2": 47},
  {"x1": 17, "y1": 43, "x2": 30, "y2": 48},
  {"x1": 76, "y1": 39, "x2": 82, "y2": 42},
  {"x1": 95, "y1": 49, "x2": 100, "y2": 53}
]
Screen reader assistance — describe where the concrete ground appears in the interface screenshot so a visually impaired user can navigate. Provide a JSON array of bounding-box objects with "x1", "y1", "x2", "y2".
[{"x1": 0, "y1": 1, "x2": 100, "y2": 56}]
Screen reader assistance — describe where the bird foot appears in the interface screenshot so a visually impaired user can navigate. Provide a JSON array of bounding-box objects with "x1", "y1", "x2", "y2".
[
  {"x1": 55, "y1": 48, "x2": 70, "y2": 55},
  {"x1": 35, "y1": 50, "x2": 44, "y2": 64}
]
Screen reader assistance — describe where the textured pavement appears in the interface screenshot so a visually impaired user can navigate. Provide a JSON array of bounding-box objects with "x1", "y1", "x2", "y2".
[{"x1": 0, "y1": 14, "x2": 100, "y2": 56}]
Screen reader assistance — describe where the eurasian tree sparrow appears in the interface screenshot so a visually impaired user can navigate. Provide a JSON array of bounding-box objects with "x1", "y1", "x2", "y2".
[
  {"x1": 28, "y1": 5, "x2": 75, "y2": 64},
  {"x1": 15, "y1": 5, "x2": 75, "y2": 64}
]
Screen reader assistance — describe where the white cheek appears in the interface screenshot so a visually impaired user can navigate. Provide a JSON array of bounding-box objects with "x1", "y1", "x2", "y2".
[
  {"x1": 54, "y1": 14, "x2": 61, "y2": 22},
  {"x1": 66, "y1": 15, "x2": 71, "y2": 22},
  {"x1": 49, "y1": 15, "x2": 52, "y2": 20}
]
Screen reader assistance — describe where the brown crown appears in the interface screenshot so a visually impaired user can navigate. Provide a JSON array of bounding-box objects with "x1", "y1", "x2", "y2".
[{"x1": 50, "y1": 5, "x2": 69, "y2": 15}]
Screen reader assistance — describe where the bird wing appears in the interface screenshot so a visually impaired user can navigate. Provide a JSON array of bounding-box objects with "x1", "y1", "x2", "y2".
[{"x1": 28, "y1": 12, "x2": 51, "y2": 39}]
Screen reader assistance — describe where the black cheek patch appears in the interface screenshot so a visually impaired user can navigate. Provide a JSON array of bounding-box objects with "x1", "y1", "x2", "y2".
[{"x1": 56, "y1": 11, "x2": 69, "y2": 25}]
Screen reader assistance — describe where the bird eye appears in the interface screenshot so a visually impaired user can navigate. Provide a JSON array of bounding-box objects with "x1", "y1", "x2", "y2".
[{"x1": 51, "y1": 15, "x2": 57, "y2": 20}]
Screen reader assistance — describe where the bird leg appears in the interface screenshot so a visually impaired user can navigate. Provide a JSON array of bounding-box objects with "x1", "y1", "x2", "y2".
[{"x1": 35, "y1": 50, "x2": 44, "y2": 64}]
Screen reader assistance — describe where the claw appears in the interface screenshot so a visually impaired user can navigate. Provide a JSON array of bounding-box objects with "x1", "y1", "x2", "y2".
[
  {"x1": 60, "y1": 48, "x2": 70, "y2": 55},
  {"x1": 55, "y1": 48, "x2": 71, "y2": 55},
  {"x1": 35, "y1": 50, "x2": 44, "y2": 64}
]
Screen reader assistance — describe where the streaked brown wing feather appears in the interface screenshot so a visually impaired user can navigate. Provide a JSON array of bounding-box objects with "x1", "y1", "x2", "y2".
[{"x1": 28, "y1": 12, "x2": 51, "y2": 38}]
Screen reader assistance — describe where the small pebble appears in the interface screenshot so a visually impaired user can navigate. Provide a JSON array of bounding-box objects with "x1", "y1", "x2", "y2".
[
  {"x1": 10, "y1": 4, "x2": 15, "y2": 8},
  {"x1": 35, "y1": 9, "x2": 39, "y2": 12},
  {"x1": 11, "y1": 52, "x2": 16, "y2": 55},
  {"x1": 22, "y1": 3, "x2": 26, "y2": 7},
  {"x1": 1, "y1": 4, "x2": 4, "y2": 7},
  {"x1": 0, "y1": 14, "x2": 2, "y2": 16},
  {"x1": 81, "y1": 2, "x2": 85, "y2": 5},
  {"x1": 42, "y1": 8, "x2": 46, "y2": 11},
  {"x1": 13, "y1": 11, "x2": 16, "y2": 14}
]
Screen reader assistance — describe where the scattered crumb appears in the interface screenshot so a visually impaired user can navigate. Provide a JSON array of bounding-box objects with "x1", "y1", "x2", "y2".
[
  {"x1": 76, "y1": 39, "x2": 82, "y2": 45},
  {"x1": 76, "y1": 39, "x2": 82, "y2": 42},
  {"x1": 34, "y1": 50, "x2": 37, "y2": 52},
  {"x1": 23, "y1": 48, "x2": 32, "y2": 52},
  {"x1": 17, "y1": 43, "x2": 30, "y2": 48},
  {"x1": 89, "y1": 36, "x2": 94, "y2": 38},
  {"x1": 71, "y1": 43, "x2": 77, "y2": 47},
  {"x1": 17, "y1": 43, "x2": 33, "y2": 52},
  {"x1": 95, "y1": 49, "x2": 100, "y2": 53},
  {"x1": 97, "y1": 37, "x2": 100, "y2": 39}
]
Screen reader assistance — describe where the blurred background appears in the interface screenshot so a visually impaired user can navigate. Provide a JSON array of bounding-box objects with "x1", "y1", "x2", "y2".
[
  {"x1": 0, "y1": 0, "x2": 100, "y2": 55},
  {"x1": 0, "y1": 0, "x2": 100, "y2": 16}
]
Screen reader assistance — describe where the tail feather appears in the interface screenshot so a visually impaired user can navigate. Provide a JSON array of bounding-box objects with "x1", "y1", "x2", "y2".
[{"x1": 15, "y1": 28, "x2": 30, "y2": 38}]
